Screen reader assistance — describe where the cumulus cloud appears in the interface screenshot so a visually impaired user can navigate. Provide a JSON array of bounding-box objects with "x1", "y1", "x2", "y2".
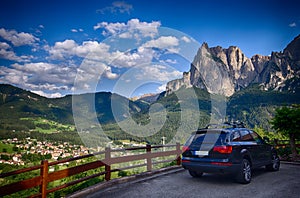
[
  {"x1": 94, "y1": 18, "x2": 161, "y2": 39},
  {"x1": 157, "y1": 84, "x2": 166, "y2": 92},
  {"x1": 48, "y1": 39, "x2": 111, "y2": 60},
  {"x1": 0, "y1": 62, "x2": 77, "y2": 97},
  {"x1": 135, "y1": 64, "x2": 182, "y2": 81},
  {"x1": 48, "y1": 38, "x2": 154, "y2": 70},
  {"x1": 0, "y1": 28, "x2": 39, "y2": 46},
  {"x1": 141, "y1": 36, "x2": 179, "y2": 53},
  {"x1": 0, "y1": 42, "x2": 32, "y2": 62},
  {"x1": 289, "y1": 22, "x2": 297, "y2": 27},
  {"x1": 163, "y1": 59, "x2": 177, "y2": 64},
  {"x1": 32, "y1": 90, "x2": 63, "y2": 98},
  {"x1": 181, "y1": 36, "x2": 191, "y2": 43},
  {"x1": 96, "y1": 1, "x2": 133, "y2": 14},
  {"x1": 110, "y1": 47, "x2": 154, "y2": 68},
  {"x1": 0, "y1": 20, "x2": 187, "y2": 97}
]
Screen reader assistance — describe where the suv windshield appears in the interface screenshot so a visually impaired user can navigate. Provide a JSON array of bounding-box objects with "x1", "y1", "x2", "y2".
[{"x1": 187, "y1": 130, "x2": 228, "y2": 150}]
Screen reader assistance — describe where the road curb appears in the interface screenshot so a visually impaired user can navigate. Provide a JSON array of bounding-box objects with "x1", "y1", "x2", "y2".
[{"x1": 67, "y1": 166, "x2": 184, "y2": 198}]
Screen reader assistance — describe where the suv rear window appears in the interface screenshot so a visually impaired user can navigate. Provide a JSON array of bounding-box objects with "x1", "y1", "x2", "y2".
[{"x1": 187, "y1": 130, "x2": 228, "y2": 150}]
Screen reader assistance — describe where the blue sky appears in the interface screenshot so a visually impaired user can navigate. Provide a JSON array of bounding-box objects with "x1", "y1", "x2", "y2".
[{"x1": 0, "y1": 0, "x2": 299, "y2": 98}]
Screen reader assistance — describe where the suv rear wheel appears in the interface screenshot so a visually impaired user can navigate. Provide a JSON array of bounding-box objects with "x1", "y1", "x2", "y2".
[
  {"x1": 236, "y1": 159, "x2": 251, "y2": 184},
  {"x1": 188, "y1": 170, "x2": 203, "y2": 178}
]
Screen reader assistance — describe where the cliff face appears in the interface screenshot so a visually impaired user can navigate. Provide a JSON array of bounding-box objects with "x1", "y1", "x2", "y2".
[
  {"x1": 166, "y1": 35, "x2": 300, "y2": 96},
  {"x1": 166, "y1": 72, "x2": 193, "y2": 95}
]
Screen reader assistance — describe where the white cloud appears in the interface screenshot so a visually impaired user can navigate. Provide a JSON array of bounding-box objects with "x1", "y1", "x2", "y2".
[
  {"x1": 110, "y1": 47, "x2": 154, "y2": 68},
  {"x1": 48, "y1": 38, "x2": 154, "y2": 74},
  {"x1": 96, "y1": 1, "x2": 133, "y2": 14},
  {"x1": 0, "y1": 42, "x2": 32, "y2": 62},
  {"x1": 157, "y1": 84, "x2": 166, "y2": 92},
  {"x1": 73, "y1": 59, "x2": 119, "y2": 92},
  {"x1": 12, "y1": 62, "x2": 56, "y2": 73},
  {"x1": 32, "y1": 90, "x2": 63, "y2": 98},
  {"x1": 94, "y1": 21, "x2": 126, "y2": 34},
  {"x1": 163, "y1": 59, "x2": 177, "y2": 64},
  {"x1": 181, "y1": 36, "x2": 191, "y2": 43},
  {"x1": 0, "y1": 28, "x2": 39, "y2": 46},
  {"x1": 48, "y1": 39, "x2": 111, "y2": 60},
  {"x1": 94, "y1": 18, "x2": 161, "y2": 39},
  {"x1": 103, "y1": 67, "x2": 119, "y2": 79},
  {"x1": 289, "y1": 22, "x2": 297, "y2": 27},
  {"x1": 135, "y1": 64, "x2": 182, "y2": 82},
  {"x1": 141, "y1": 36, "x2": 180, "y2": 53},
  {"x1": 0, "y1": 62, "x2": 77, "y2": 97},
  {"x1": 0, "y1": 42, "x2": 10, "y2": 50},
  {"x1": 0, "y1": 66, "x2": 27, "y2": 84},
  {"x1": 71, "y1": 28, "x2": 84, "y2": 33}
]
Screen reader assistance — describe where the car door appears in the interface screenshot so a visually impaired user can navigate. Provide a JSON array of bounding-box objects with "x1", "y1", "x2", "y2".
[
  {"x1": 250, "y1": 130, "x2": 272, "y2": 165},
  {"x1": 239, "y1": 129, "x2": 260, "y2": 167}
]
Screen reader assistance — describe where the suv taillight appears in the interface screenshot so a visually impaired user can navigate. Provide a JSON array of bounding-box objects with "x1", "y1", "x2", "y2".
[
  {"x1": 182, "y1": 146, "x2": 190, "y2": 152},
  {"x1": 213, "y1": 146, "x2": 232, "y2": 154}
]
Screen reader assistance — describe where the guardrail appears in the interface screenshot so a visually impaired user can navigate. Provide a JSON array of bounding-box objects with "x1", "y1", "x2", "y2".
[{"x1": 0, "y1": 143, "x2": 181, "y2": 198}]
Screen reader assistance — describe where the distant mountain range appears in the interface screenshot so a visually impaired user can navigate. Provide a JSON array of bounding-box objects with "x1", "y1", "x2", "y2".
[{"x1": 166, "y1": 34, "x2": 300, "y2": 97}]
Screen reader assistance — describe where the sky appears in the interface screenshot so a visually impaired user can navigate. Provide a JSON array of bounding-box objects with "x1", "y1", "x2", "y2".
[{"x1": 0, "y1": 0, "x2": 299, "y2": 98}]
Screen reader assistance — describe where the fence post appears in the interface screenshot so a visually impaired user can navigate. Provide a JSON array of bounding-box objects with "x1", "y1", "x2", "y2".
[
  {"x1": 40, "y1": 160, "x2": 48, "y2": 198},
  {"x1": 146, "y1": 144, "x2": 152, "y2": 172},
  {"x1": 176, "y1": 143, "x2": 181, "y2": 165},
  {"x1": 105, "y1": 147, "x2": 111, "y2": 181}
]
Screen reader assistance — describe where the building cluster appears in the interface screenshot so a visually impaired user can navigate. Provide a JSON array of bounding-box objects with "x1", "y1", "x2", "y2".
[{"x1": 0, "y1": 137, "x2": 89, "y2": 165}]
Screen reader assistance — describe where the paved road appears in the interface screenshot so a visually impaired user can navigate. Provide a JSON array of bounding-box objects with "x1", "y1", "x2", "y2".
[{"x1": 87, "y1": 163, "x2": 300, "y2": 198}]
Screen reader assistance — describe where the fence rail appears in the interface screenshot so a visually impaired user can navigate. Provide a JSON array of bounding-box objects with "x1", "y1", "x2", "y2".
[{"x1": 0, "y1": 143, "x2": 181, "y2": 198}]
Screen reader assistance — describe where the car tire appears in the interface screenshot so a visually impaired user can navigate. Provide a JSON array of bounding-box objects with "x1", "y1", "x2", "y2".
[
  {"x1": 188, "y1": 170, "x2": 203, "y2": 178},
  {"x1": 266, "y1": 153, "x2": 280, "y2": 171},
  {"x1": 236, "y1": 159, "x2": 251, "y2": 184}
]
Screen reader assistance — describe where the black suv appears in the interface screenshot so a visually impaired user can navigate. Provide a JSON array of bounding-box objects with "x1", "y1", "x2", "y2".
[{"x1": 181, "y1": 122, "x2": 280, "y2": 184}]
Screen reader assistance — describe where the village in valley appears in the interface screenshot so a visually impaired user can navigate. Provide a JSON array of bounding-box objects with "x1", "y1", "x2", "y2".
[
  {"x1": 0, "y1": 137, "x2": 90, "y2": 166},
  {"x1": 0, "y1": 136, "x2": 148, "y2": 166}
]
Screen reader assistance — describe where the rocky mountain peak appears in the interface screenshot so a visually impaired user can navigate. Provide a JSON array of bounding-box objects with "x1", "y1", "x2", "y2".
[
  {"x1": 166, "y1": 34, "x2": 300, "y2": 96},
  {"x1": 284, "y1": 34, "x2": 300, "y2": 61}
]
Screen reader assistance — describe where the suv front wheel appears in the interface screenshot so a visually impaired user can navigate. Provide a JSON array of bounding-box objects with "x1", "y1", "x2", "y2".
[
  {"x1": 236, "y1": 159, "x2": 252, "y2": 184},
  {"x1": 266, "y1": 153, "x2": 280, "y2": 171}
]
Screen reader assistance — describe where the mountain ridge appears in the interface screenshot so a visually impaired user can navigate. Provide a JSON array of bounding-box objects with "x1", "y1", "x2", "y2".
[{"x1": 166, "y1": 34, "x2": 300, "y2": 96}]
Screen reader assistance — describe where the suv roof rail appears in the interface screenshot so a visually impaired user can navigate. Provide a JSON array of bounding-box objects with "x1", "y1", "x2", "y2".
[
  {"x1": 205, "y1": 121, "x2": 245, "y2": 129},
  {"x1": 224, "y1": 121, "x2": 245, "y2": 128}
]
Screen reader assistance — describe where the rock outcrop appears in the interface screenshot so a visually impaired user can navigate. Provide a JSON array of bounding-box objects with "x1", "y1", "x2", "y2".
[{"x1": 166, "y1": 34, "x2": 300, "y2": 96}]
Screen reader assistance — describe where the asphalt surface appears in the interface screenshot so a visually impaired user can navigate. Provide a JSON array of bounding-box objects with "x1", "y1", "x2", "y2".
[{"x1": 87, "y1": 163, "x2": 300, "y2": 198}]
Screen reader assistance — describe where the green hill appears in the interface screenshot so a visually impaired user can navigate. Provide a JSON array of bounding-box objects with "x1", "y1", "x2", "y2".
[
  {"x1": 0, "y1": 84, "x2": 145, "y2": 144},
  {"x1": 1, "y1": 83, "x2": 299, "y2": 145},
  {"x1": 227, "y1": 83, "x2": 300, "y2": 130}
]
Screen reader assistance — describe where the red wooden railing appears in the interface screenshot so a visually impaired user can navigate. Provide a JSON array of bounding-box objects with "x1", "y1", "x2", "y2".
[{"x1": 0, "y1": 143, "x2": 181, "y2": 198}]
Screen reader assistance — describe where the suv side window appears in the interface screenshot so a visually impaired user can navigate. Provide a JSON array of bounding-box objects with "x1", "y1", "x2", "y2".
[
  {"x1": 231, "y1": 131, "x2": 241, "y2": 142},
  {"x1": 249, "y1": 131, "x2": 264, "y2": 144},
  {"x1": 240, "y1": 130, "x2": 255, "y2": 141}
]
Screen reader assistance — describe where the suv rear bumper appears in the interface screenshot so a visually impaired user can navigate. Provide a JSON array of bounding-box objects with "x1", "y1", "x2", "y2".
[{"x1": 182, "y1": 160, "x2": 240, "y2": 174}]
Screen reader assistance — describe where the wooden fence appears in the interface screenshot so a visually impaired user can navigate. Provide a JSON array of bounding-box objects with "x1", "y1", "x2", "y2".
[{"x1": 0, "y1": 143, "x2": 181, "y2": 198}]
